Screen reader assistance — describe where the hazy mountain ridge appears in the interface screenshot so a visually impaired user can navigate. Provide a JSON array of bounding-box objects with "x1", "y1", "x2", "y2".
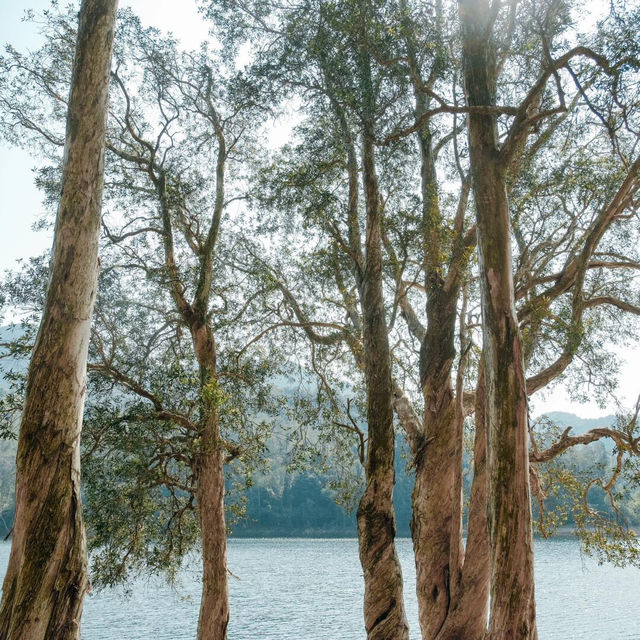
[
  {"x1": 542, "y1": 411, "x2": 617, "y2": 434},
  {"x1": 0, "y1": 323, "x2": 632, "y2": 537}
]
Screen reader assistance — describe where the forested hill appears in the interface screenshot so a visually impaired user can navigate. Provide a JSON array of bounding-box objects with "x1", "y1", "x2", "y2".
[
  {"x1": 0, "y1": 383, "x2": 627, "y2": 538},
  {"x1": 234, "y1": 411, "x2": 627, "y2": 538},
  {"x1": 0, "y1": 326, "x2": 629, "y2": 537}
]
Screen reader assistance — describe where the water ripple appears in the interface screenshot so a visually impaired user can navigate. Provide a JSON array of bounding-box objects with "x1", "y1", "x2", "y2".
[{"x1": 0, "y1": 538, "x2": 637, "y2": 639}]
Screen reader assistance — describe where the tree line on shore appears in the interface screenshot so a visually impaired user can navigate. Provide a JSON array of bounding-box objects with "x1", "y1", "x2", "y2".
[
  {"x1": 0, "y1": 0, "x2": 640, "y2": 639},
  {"x1": 0, "y1": 406, "x2": 631, "y2": 541}
]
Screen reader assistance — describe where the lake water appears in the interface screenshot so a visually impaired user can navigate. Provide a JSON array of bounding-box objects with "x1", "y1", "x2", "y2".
[{"x1": 1, "y1": 538, "x2": 638, "y2": 639}]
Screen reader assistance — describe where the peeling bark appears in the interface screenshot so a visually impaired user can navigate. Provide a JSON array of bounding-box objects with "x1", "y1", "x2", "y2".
[
  {"x1": 356, "y1": 7, "x2": 409, "y2": 635},
  {"x1": 0, "y1": 2, "x2": 118, "y2": 639},
  {"x1": 435, "y1": 369, "x2": 490, "y2": 640},
  {"x1": 400, "y1": 27, "x2": 468, "y2": 635},
  {"x1": 357, "y1": 128, "x2": 409, "y2": 640},
  {"x1": 460, "y1": 1, "x2": 537, "y2": 637},
  {"x1": 413, "y1": 286, "x2": 460, "y2": 640}
]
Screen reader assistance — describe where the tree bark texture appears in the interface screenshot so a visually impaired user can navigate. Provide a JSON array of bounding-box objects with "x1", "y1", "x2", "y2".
[
  {"x1": 412, "y1": 123, "x2": 463, "y2": 640},
  {"x1": 358, "y1": 130, "x2": 409, "y2": 640},
  {"x1": 435, "y1": 369, "x2": 490, "y2": 640},
  {"x1": 0, "y1": 2, "x2": 118, "y2": 639},
  {"x1": 355, "y1": 12, "x2": 409, "y2": 635},
  {"x1": 195, "y1": 363, "x2": 229, "y2": 640},
  {"x1": 460, "y1": 1, "x2": 537, "y2": 638},
  {"x1": 413, "y1": 288, "x2": 463, "y2": 640},
  {"x1": 401, "y1": 42, "x2": 468, "y2": 632},
  {"x1": 357, "y1": 130, "x2": 409, "y2": 640},
  {"x1": 191, "y1": 261, "x2": 229, "y2": 640}
]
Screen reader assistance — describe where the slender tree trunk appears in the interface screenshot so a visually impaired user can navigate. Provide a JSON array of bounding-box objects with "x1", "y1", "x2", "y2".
[
  {"x1": 436, "y1": 369, "x2": 490, "y2": 640},
  {"x1": 196, "y1": 417, "x2": 228, "y2": 640},
  {"x1": 460, "y1": 2, "x2": 537, "y2": 637},
  {"x1": 357, "y1": 129, "x2": 409, "y2": 640},
  {"x1": 193, "y1": 323, "x2": 229, "y2": 640},
  {"x1": 355, "y1": 12, "x2": 409, "y2": 630},
  {"x1": 0, "y1": 2, "x2": 117, "y2": 638},
  {"x1": 358, "y1": 140, "x2": 409, "y2": 640}
]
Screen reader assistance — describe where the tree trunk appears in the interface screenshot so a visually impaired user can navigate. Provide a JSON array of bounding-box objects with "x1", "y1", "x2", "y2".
[
  {"x1": 405, "y1": 60, "x2": 465, "y2": 636},
  {"x1": 357, "y1": 130, "x2": 409, "y2": 640},
  {"x1": 435, "y1": 369, "x2": 490, "y2": 640},
  {"x1": 413, "y1": 285, "x2": 461, "y2": 640},
  {"x1": 355, "y1": 17, "x2": 409, "y2": 633},
  {"x1": 0, "y1": 2, "x2": 117, "y2": 638},
  {"x1": 196, "y1": 417, "x2": 228, "y2": 640},
  {"x1": 460, "y1": 2, "x2": 537, "y2": 637},
  {"x1": 193, "y1": 323, "x2": 229, "y2": 640}
]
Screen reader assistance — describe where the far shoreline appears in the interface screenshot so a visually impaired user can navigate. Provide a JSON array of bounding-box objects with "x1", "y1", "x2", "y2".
[{"x1": 228, "y1": 526, "x2": 604, "y2": 540}]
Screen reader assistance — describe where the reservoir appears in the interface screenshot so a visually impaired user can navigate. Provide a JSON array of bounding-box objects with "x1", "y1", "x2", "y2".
[{"x1": 3, "y1": 538, "x2": 637, "y2": 639}]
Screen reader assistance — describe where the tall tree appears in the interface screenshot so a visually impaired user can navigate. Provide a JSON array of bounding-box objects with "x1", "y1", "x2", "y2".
[
  {"x1": 81, "y1": 17, "x2": 269, "y2": 639},
  {"x1": 354, "y1": 3, "x2": 410, "y2": 637},
  {"x1": 388, "y1": 5, "x2": 478, "y2": 637},
  {"x1": 460, "y1": 0, "x2": 538, "y2": 623},
  {"x1": 0, "y1": 8, "x2": 272, "y2": 639},
  {"x1": 204, "y1": 1, "x2": 413, "y2": 636},
  {"x1": 457, "y1": 0, "x2": 640, "y2": 637},
  {"x1": 0, "y1": 1, "x2": 118, "y2": 639},
  {"x1": 354, "y1": 1, "x2": 640, "y2": 638}
]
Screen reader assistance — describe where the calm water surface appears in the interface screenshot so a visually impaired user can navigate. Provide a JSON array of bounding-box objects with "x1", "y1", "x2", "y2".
[{"x1": 2, "y1": 538, "x2": 638, "y2": 639}]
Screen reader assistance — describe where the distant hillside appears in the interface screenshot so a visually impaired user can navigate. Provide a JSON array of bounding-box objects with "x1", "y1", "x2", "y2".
[
  {"x1": 0, "y1": 325, "x2": 634, "y2": 537},
  {"x1": 541, "y1": 411, "x2": 617, "y2": 435}
]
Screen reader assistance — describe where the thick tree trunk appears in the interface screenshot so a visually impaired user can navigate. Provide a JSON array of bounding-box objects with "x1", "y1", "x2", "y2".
[
  {"x1": 0, "y1": 3, "x2": 117, "y2": 639},
  {"x1": 435, "y1": 369, "x2": 490, "y2": 640},
  {"x1": 413, "y1": 287, "x2": 461, "y2": 640},
  {"x1": 406, "y1": 64, "x2": 465, "y2": 637},
  {"x1": 193, "y1": 323, "x2": 229, "y2": 640},
  {"x1": 460, "y1": 2, "x2": 537, "y2": 637}
]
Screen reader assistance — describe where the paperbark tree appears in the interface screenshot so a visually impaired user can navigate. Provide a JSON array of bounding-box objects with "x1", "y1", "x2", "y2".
[
  {"x1": 391, "y1": 7, "x2": 476, "y2": 637},
  {"x1": 390, "y1": 1, "x2": 640, "y2": 636},
  {"x1": 0, "y1": 11, "x2": 271, "y2": 639},
  {"x1": 0, "y1": 1, "x2": 118, "y2": 639},
  {"x1": 459, "y1": 1, "x2": 537, "y2": 638},
  {"x1": 355, "y1": 7, "x2": 410, "y2": 638},
  {"x1": 92, "y1": 32, "x2": 262, "y2": 639},
  {"x1": 206, "y1": 2, "x2": 413, "y2": 635}
]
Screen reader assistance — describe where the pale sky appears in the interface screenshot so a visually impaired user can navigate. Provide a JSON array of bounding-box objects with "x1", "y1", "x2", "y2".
[
  {"x1": 0, "y1": 0, "x2": 637, "y2": 419},
  {"x1": 0, "y1": 0, "x2": 210, "y2": 272}
]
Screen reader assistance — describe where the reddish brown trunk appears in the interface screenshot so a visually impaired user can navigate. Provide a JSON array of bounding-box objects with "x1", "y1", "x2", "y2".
[
  {"x1": 408, "y1": 62, "x2": 465, "y2": 636},
  {"x1": 196, "y1": 416, "x2": 229, "y2": 640},
  {"x1": 0, "y1": 3, "x2": 117, "y2": 638},
  {"x1": 356, "y1": 15, "x2": 409, "y2": 633},
  {"x1": 193, "y1": 323, "x2": 229, "y2": 640},
  {"x1": 413, "y1": 288, "x2": 461, "y2": 639},
  {"x1": 460, "y1": 2, "x2": 537, "y2": 637},
  {"x1": 356, "y1": 131, "x2": 409, "y2": 639},
  {"x1": 436, "y1": 369, "x2": 490, "y2": 640}
]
